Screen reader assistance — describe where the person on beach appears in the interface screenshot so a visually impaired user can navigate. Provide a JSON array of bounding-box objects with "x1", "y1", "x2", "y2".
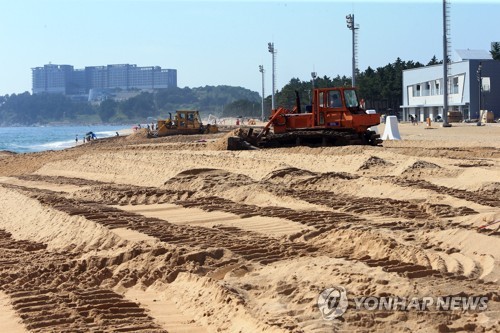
[{"x1": 75, "y1": 135, "x2": 78, "y2": 144}]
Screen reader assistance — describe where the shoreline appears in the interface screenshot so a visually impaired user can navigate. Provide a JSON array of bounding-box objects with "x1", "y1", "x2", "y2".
[{"x1": 0, "y1": 125, "x2": 134, "y2": 155}]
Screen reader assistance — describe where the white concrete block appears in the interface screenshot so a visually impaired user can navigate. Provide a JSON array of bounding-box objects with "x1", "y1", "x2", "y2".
[{"x1": 381, "y1": 116, "x2": 401, "y2": 140}]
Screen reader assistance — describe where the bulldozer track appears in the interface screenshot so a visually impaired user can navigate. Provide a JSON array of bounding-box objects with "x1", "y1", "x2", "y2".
[
  {"x1": 1, "y1": 183, "x2": 318, "y2": 266},
  {"x1": 0, "y1": 229, "x2": 166, "y2": 333},
  {"x1": 7, "y1": 175, "x2": 489, "y2": 238},
  {"x1": 274, "y1": 188, "x2": 479, "y2": 220},
  {"x1": 260, "y1": 129, "x2": 382, "y2": 147},
  {"x1": 17, "y1": 174, "x2": 109, "y2": 187},
  {"x1": 17, "y1": 174, "x2": 496, "y2": 216},
  {"x1": 1, "y1": 178, "x2": 495, "y2": 285},
  {"x1": 2, "y1": 179, "x2": 498, "y2": 333},
  {"x1": 378, "y1": 177, "x2": 500, "y2": 208}
]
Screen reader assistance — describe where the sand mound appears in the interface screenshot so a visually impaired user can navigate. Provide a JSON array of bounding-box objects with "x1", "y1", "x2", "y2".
[
  {"x1": 205, "y1": 129, "x2": 245, "y2": 151},
  {"x1": 125, "y1": 128, "x2": 149, "y2": 142},
  {"x1": 262, "y1": 167, "x2": 318, "y2": 182},
  {"x1": 478, "y1": 182, "x2": 500, "y2": 193},
  {"x1": 358, "y1": 156, "x2": 394, "y2": 170},
  {"x1": 407, "y1": 160, "x2": 442, "y2": 170},
  {"x1": 400, "y1": 159, "x2": 462, "y2": 179},
  {"x1": 163, "y1": 168, "x2": 254, "y2": 194},
  {"x1": 262, "y1": 168, "x2": 359, "y2": 188}
]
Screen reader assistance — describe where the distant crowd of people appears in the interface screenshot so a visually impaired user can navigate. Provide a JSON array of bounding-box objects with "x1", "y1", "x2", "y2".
[
  {"x1": 75, "y1": 130, "x2": 120, "y2": 146},
  {"x1": 134, "y1": 123, "x2": 157, "y2": 131}
]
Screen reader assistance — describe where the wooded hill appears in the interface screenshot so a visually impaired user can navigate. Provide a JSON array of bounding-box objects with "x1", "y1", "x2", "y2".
[{"x1": 0, "y1": 85, "x2": 260, "y2": 125}]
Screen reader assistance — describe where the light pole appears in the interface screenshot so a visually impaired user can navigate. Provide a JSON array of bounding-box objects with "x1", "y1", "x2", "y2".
[
  {"x1": 441, "y1": 0, "x2": 451, "y2": 127},
  {"x1": 268, "y1": 42, "x2": 276, "y2": 110},
  {"x1": 259, "y1": 65, "x2": 265, "y2": 122},
  {"x1": 477, "y1": 62, "x2": 482, "y2": 126},
  {"x1": 346, "y1": 14, "x2": 359, "y2": 87}
]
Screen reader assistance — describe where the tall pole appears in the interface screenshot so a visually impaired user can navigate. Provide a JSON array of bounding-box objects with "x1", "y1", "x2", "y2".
[
  {"x1": 259, "y1": 65, "x2": 265, "y2": 122},
  {"x1": 346, "y1": 14, "x2": 358, "y2": 87},
  {"x1": 477, "y1": 62, "x2": 482, "y2": 126},
  {"x1": 268, "y1": 42, "x2": 276, "y2": 110},
  {"x1": 442, "y1": 0, "x2": 450, "y2": 127}
]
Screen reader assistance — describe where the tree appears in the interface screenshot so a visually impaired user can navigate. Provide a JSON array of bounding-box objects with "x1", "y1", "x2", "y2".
[
  {"x1": 491, "y1": 42, "x2": 500, "y2": 60},
  {"x1": 222, "y1": 99, "x2": 260, "y2": 117},
  {"x1": 98, "y1": 99, "x2": 118, "y2": 122},
  {"x1": 427, "y1": 55, "x2": 441, "y2": 66}
]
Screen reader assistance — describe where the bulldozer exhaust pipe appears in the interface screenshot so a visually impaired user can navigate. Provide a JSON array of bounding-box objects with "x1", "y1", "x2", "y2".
[{"x1": 295, "y1": 90, "x2": 301, "y2": 114}]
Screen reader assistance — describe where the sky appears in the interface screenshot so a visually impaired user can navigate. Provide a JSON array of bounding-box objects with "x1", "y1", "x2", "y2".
[{"x1": 1, "y1": 0, "x2": 499, "y2": 96}]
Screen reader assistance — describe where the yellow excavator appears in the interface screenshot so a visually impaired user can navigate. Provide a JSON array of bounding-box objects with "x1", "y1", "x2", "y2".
[{"x1": 148, "y1": 110, "x2": 218, "y2": 137}]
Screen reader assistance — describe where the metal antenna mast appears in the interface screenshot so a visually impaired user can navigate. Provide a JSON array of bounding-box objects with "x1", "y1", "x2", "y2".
[
  {"x1": 268, "y1": 42, "x2": 277, "y2": 110},
  {"x1": 346, "y1": 14, "x2": 359, "y2": 87},
  {"x1": 259, "y1": 65, "x2": 265, "y2": 122}
]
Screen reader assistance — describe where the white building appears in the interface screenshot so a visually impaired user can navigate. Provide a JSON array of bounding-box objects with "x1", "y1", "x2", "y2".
[{"x1": 401, "y1": 50, "x2": 500, "y2": 122}]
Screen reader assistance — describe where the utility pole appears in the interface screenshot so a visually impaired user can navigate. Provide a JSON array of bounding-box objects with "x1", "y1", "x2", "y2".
[
  {"x1": 346, "y1": 14, "x2": 359, "y2": 87},
  {"x1": 477, "y1": 62, "x2": 482, "y2": 126},
  {"x1": 268, "y1": 42, "x2": 276, "y2": 110},
  {"x1": 259, "y1": 65, "x2": 265, "y2": 122}
]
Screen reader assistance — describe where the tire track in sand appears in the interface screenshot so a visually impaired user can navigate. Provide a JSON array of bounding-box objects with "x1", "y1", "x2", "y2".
[
  {"x1": 0, "y1": 229, "x2": 166, "y2": 333},
  {"x1": 2, "y1": 182, "x2": 483, "y2": 282},
  {"x1": 1, "y1": 183, "x2": 318, "y2": 266}
]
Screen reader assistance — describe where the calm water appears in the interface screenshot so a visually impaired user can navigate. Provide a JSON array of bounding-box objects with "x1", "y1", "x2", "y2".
[{"x1": 0, "y1": 125, "x2": 131, "y2": 153}]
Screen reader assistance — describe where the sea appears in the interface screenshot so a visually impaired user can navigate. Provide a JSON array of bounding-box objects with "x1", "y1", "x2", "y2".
[{"x1": 0, "y1": 125, "x2": 132, "y2": 154}]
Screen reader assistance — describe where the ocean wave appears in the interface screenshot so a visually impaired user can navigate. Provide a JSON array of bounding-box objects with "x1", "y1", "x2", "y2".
[
  {"x1": 19, "y1": 139, "x2": 75, "y2": 152},
  {"x1": 94, "y1": 130, "x2": 119, "y2": 137},
  {"x1": 1, "y1": 125, "x2": 130, "y2": 153}
]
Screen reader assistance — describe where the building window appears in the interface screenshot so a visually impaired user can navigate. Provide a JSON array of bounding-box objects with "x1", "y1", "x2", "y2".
[
  {"x1": 423, "y1": 82, "x2": 431, "y2": 96},
  {"x1": 452, "y1": 77, "x2": 459, "y2": 94},
  {"x1": 413, "y1": 84, "x2": 421, "y2": 97}
]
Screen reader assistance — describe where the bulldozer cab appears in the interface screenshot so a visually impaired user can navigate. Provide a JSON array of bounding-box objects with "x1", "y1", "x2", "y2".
[
  {"x1": 316, "y1": 88, "x2": 360, "y2": 111},
  {"x1": 174, "y1": 110, "x2": 202, "y2": 129}
]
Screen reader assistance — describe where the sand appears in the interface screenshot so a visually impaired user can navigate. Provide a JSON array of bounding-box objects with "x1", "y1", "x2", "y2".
[{"x1": 0, "y1": 122, "x2": 498, "y2": 332}]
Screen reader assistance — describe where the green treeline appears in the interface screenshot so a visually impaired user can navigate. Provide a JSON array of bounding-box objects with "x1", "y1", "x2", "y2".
[
  {"x1": 0, "y1": 86, "x2": 260, "y2": 125},
  {"x1": 1, "y1": 57, "x2": 441, "y2": 125},
  {"x1": 0, "y1": 92, "x2": 95, "y2": 125}
]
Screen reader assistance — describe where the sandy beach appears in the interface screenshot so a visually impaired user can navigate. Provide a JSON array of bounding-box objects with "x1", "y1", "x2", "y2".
[{"x1": 0, "y1": 122, "x2": 498, "y2": 332}]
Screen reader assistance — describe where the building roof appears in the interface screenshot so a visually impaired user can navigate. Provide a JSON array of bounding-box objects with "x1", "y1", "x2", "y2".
[{"x1": 455, "y1": 49, "x2": 492, "y2": 61}]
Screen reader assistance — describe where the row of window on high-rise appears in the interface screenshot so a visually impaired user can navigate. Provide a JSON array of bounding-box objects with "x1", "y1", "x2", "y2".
[{"x1": 32, "y1": 64, "x2": 177, "y2": 94}]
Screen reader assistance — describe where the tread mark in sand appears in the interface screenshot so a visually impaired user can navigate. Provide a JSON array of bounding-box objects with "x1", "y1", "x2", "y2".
[{"x1": 0, "y1": 229, "x2": 166, "y2": 333}]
